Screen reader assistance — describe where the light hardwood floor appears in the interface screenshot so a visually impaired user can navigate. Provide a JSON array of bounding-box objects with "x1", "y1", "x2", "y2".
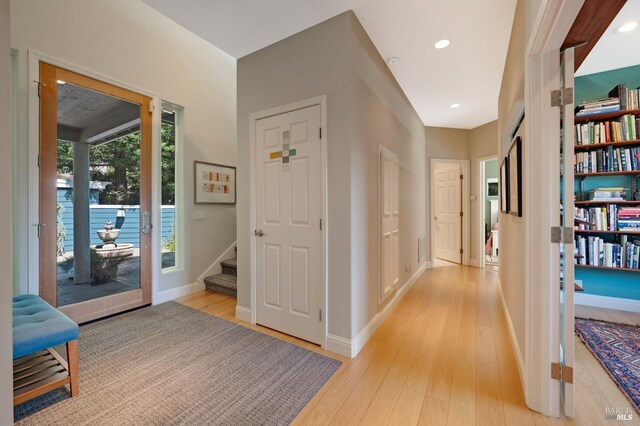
[{"x1": 176, "y1": 265, "x2": 636, "y2": 425}]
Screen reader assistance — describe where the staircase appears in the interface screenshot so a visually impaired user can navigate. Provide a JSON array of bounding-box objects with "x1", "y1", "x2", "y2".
[{"x1": 204, "y1": 258, "x2": 237, "y2": 298}]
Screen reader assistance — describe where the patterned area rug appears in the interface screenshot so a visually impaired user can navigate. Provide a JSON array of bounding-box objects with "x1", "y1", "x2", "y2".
[
  {"x1": 575, "y1": 317, "x2": 640, "y2": 414},
  {"x1": 14, "y1": 302, "x2": 341, "y2": 425}
]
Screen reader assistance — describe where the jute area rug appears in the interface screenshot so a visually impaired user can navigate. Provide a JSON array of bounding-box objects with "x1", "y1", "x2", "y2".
[
  {"x1": 15, "y1": 302, "x2": 341, "y2": 425},
  {"x1": 575, "y1": 317, "x2": 640, "y2": 414}
]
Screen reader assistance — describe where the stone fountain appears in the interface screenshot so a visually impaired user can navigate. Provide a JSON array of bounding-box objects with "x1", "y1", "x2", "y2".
[{"x1": 93, "y1": 220, "x2": 134, "y2": 257}]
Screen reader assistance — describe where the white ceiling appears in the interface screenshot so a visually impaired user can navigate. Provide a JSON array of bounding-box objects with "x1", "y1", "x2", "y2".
[
  {"x1": 142, "y1": 0, "x2": 517, "y2": 129},
  {"x1": 576, "y1": 1, "x2": 640, "y2": 77}
]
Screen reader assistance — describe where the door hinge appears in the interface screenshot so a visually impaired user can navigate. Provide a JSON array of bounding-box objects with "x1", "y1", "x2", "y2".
[
  {"x1": 319, "y1": 218, "x2": 323, "y2": 230},
  {"x1": 319, "y1": 309, "x2": 322, "y2": 321},
  {"x1": 459, "y1": 248, "x2": 463, "y2": 254},
  {"x1": 551, "y1": 362, "x2": 574, "y2": 384},
  {"x1": 319, "y1": 127, "x2": 322, "y2": 139},
  {"x1": 551, "y1": 88, "x2": 573, "y2": 107},
  {"x1": 460, "y1": 174, "x2": 463, "y2": 180},
  {"x1": 551, "y1": 226, "x2": 574, "y2": 244},
  {"x1": 460, "y1": 211, "x2": 463, "y2": 217},
  {"x1": 37, "y1": 154, "x2": 40, "y2": 168},
  {"x1": 34, "y1": 80, "x2": 41, "y2": 98},
  {"x1": 149, "y1": 102, "x2": 155, "y2": 113}
]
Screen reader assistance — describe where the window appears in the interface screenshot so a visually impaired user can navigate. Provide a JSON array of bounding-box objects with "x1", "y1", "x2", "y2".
[{"x1": 160, "y1": 107, "x2": 180, "y2": 269}]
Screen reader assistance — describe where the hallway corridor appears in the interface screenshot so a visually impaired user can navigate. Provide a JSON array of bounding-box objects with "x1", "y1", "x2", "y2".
[{"x1": 178, "y1": 265, "x2": 622, "y2": 425}]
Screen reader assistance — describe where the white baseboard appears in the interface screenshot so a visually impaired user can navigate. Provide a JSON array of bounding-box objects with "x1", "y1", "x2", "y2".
[
  {"x1": 350, "y1": 262, "x2": 428, "y2": 358},
  {"x1": 496, "y1": 278, "x2": 526, "y2": 392},
  {"x1": 155, "y1": 281, "x2": 204, "y2": 304},
  {"x1": 424, "y1": 261, "x2": 432, "y2": 269},
  {"x1": 576, "y1": 293, "x2": 640, "y2": 313},
  {"x1": 326, "y1": 334, "x2": 352, "y2": 358},
  {"x1": 197, "y1": 240, "x2": 237, "y2": 284},
  {"x1": 469, "y1": 258, "x2": 479, "y2": 268},
  {"x1": 235, "y1": 305, "x2": 252, "y2": 323}
]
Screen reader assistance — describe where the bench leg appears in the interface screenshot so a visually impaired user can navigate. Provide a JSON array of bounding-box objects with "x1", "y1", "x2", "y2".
[{"x1": 66, "y1": 340, "x2": 79, "y2": 397}]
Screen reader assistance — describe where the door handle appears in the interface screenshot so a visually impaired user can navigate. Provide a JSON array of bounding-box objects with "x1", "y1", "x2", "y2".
[
  {"x1": 142, "y1": 211, "x2": 152, "y2": 234},
  {"x1": 433, "y1": 216, "x2": 438, "y2": 221},
  {"x1": 254, "y1": 229, "x2": 265, "y2": 237}
]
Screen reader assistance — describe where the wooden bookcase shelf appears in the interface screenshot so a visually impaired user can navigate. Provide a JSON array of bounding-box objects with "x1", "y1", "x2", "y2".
[
  {"x1": 575, "y1": 264, "x2": 640, "y2": 272},
  {"x1": 574, "y1": 108, "x2": 640, "y2": 124},
  {"x1": 575, "y1": 229, "x2": 640, "y2": 235},
  {"x1": 576, "y1": 170, "x2": 640, "y2": 177},
  {"x1": 574, "y1": 139, "x2": 640, "y2": 152},
  {"x1": 575, "y1": 200, "x2": 640, "y2": 206}
]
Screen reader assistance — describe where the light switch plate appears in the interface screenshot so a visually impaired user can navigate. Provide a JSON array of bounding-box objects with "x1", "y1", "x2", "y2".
[{"x1": 194, "y1": 211, "x2": 205, "y2": 221}]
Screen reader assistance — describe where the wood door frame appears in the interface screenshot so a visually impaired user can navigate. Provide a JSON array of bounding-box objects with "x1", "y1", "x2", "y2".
[
  {"x1": 248, "y1": 95, "x2": 328, "y2": 349},
  {"x1": 32, "y1": 52, "x2": 161, "y2": 322},
  {"x1": 429, "y1": 158, "x2": 470, "y2": 267}
]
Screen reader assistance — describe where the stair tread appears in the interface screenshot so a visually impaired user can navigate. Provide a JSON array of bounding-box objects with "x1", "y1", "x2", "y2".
[
  {"x1": 204, "y1": 273, "x2": 237, "y2": 290},
  {"x1": 220, "y1": 258, "x2": 237, "y2": 269}
]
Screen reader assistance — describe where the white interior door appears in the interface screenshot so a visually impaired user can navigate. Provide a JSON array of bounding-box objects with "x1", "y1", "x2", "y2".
[
  {"x1": 380, "y1": 147, "x2": 400, "y2": 303},
  {"x1": 255, "y1": 105, "x2": 323, "y2": 345},
  {"x1": 434, "y1": 162, "x2": 462, "y2": 264}
]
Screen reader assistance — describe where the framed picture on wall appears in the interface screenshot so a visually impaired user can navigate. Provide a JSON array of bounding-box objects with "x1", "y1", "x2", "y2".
[
  {"x1": 508, "y1": 136, "x2": 522, "y2": 217},
  {"x1": 487, "y1": 178, "x2": 498, "y2": 197},
  {"x1": 500, "y1": 157, "x2": 509, "y2": 213},
  {"x1": 194, "y1": 161, "x2": 236, "y2": 204}
]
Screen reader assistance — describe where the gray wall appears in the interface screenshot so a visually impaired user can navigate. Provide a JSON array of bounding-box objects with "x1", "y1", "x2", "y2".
[
  {"x1": 237, "y1": 11, "x2": 426, "y2": 341},
  {"x1": 425, "y1": 121, "x2": 498, "y2": 263},
  {"x1": 0, "y1": 0, "x2": 13, "y2": 421},
  {"x1": 11, "y1": 0, "x2": 237, "y2": 295}
]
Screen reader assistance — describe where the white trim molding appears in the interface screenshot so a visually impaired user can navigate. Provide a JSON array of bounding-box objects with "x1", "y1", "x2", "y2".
[
  {"x1": 497, "y1": 278, "x2": 526, "y2": 391},
  {"x1": 352, "y1": 262, "x2": 427, "y2": 357},
  {"x1": 196, "y1": 240, "x2": 237, "y2": 284},
  {"x1": 575, "y1": 294, "x2": 640, "y2": 313},
  {"x1": 326, "y1": 334, "x2": 352, "y2": 358},
  {"x1": 155, "y1": 281, "x2": 204, "y2": 305},
  {"x1": 235, "y1": 305, "x2": 252, "y2": 323}
]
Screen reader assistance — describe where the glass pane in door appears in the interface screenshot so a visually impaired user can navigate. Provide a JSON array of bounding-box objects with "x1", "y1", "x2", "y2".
[{"x1": 56, "y1": 81, "x2": 142, "y2": 307}]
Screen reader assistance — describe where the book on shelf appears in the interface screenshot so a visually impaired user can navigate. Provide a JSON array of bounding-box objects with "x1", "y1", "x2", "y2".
[
  {"x1": 575, "y1": 146, "x2": 640, "y2": 173},
  {"x1": 609, "y1": 84, "x2": 628, "y2": 111},
  {"x1": 618, "y1": 207, "x2": 640, "y2": 230},
  {"x1": 574, "y1": 114, "x2": 640, "y2": 145},
  {"x1": 575, "y1": 234, "x2": 640, "y2": 269}
]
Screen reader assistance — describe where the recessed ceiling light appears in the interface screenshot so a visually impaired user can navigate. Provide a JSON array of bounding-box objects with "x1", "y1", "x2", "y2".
[
  {"x1": 450, "y1": 103, "x2": 460, "y2": 109},
  {"x1": 57, "y1": 80, "x2": 66, "y2": 85},
  {"x1": 617, "y1": 22, "x2": 638, "y2": 33},
  {"x1": 387, "y1": 56, "x2": 400, "y2": 65},
  {"x1": 434, "y1": 39, "x2": 450, "y2": 49}
]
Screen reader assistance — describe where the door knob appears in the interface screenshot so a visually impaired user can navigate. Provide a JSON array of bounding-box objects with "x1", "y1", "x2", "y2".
[
  {"x1": 433, "y1": 216, "x2": 438, "y2": 221},
  {"x1": 254, "y1": 229, "x2": 265, "y2": 237}
]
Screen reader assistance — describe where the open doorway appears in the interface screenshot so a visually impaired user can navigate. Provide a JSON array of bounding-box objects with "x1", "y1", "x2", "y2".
[{"x1": 480, "y1": 157, "x2": 499, "y2": 271}]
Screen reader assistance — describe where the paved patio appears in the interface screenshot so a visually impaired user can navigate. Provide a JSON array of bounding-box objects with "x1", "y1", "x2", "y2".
[{"x1": 57, "y1": 251, "x2": 176, "y2": 306}]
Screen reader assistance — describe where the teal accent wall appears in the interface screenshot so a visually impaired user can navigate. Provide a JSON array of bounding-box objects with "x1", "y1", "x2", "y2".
[
  {"x1": 575, "y1": 65, "x2": 640, "y2": 106},
  {"x1": 574, "y1": 66, "x2": 640, "y2": 300}
]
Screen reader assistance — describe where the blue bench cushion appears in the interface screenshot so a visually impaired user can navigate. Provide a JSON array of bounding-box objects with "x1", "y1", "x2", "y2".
[{"x1": 12, "y1": 295, "x2": 79, "y2": 360}]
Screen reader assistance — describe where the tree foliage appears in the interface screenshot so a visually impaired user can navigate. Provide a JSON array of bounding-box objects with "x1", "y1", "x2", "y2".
[{"x1": 57, "y1": 122, "x2": 176, "y2": 205}]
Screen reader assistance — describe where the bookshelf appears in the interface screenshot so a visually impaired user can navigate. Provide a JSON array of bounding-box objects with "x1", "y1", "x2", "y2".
[{"x1": 573, "y1": 87, "x2": 640, "y2": 272}]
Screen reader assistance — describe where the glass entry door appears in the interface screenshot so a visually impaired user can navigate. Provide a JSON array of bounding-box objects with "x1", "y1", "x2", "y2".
[
  {"x1": 558, "y1": 47, "x2": 576, "y2": 417},
  {"x1": 39, "y1": 63, "x2": 152, "y2": 323}
]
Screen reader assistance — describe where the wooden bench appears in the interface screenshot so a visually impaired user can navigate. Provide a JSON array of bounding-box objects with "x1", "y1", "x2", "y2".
[{"x1": 12, "y1": 295, "x2": 79, "y2": 405}]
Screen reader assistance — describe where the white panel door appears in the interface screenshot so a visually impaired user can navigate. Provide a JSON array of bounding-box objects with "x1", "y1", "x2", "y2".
[
  {"x1": 434, "y1": 163, "x2": 461, "y2": 264},
  {"x1": 380, "y1": 148, "x2": 400, "y2": 303},
  {"x1": 255, "y1": 105, "x2": 323, "y2": 344}
]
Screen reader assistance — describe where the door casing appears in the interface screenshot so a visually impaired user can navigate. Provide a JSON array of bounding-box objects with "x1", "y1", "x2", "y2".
[
  {"x1": 249, "y1": 95, "x2": 328, "y2": 348},
  {"x1": 429, "y1": 158, "x2": 470, "y2": 267}
]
